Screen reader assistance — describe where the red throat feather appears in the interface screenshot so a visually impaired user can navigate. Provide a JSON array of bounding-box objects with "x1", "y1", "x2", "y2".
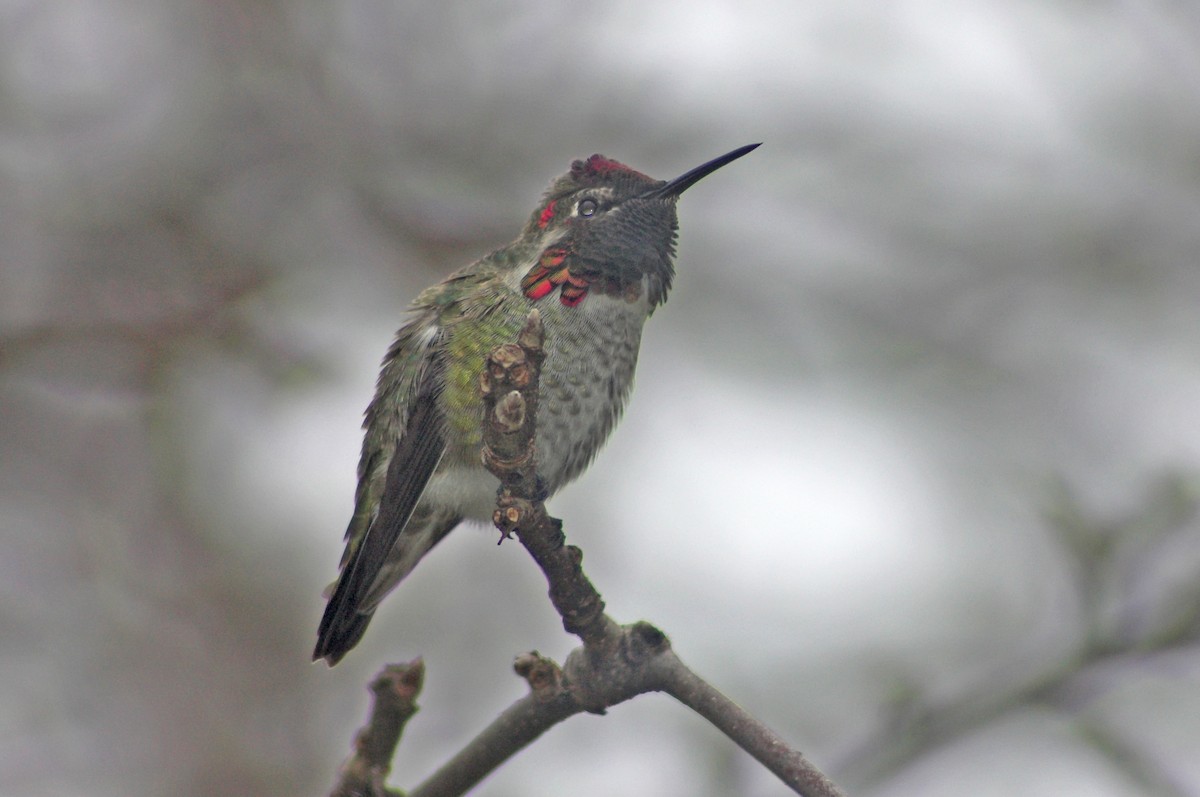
[
  {"x1": 521, "y1": 247, "x2": 591, "y2": 307},
  {"x1": 537, "y1": 200, "x2": 556, "y2": 228}
]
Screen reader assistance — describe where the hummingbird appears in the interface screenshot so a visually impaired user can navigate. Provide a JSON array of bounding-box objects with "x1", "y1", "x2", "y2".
[{"x1": 314, "y1": 143, "x2": 760, "y2": 665}]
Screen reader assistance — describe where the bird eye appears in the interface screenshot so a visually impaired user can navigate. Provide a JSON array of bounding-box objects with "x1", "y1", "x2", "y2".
[{"x1": 578, "y1": 198, "x2": 598, "y2": 217}]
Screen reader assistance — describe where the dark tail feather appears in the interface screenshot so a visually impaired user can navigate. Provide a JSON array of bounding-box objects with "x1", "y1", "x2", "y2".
[
  {"x1": 313, "y1": 609, "x2": 373, "y2": 666},
  {"x1": 313, "y1": 547, "x2": 376, "y2": 665},
  {"x1": 314, "y1": 566, "x2": 374, "y2": 667},
  {"x1": 314, "y1": 372, "x2": 449, "y2": 666}
]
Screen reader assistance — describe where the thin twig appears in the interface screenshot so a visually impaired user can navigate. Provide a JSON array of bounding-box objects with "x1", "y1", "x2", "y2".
[
  {"x1": 329, "y1": 659, "x2": 425, "y2": 797},
  {"x1": 408, "y1": 686, "x2": 579, "y2": 797},
  {"x1": 653, "y1": 650, "x2": 846, "y2": 796}
]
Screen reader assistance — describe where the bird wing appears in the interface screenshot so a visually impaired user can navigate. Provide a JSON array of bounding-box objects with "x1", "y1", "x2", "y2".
[{"x1": 314, "y1": 319, "x2": 448, "y2": 663}]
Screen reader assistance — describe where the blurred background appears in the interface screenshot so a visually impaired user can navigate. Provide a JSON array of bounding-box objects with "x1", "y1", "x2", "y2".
[{"x1": 4, "y1": 1, "x2": 1200, "y2": 795}]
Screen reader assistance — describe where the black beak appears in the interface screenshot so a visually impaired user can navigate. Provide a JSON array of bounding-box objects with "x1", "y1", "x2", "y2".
[{"x1": 643, "y1": 143, "x2": 760, "y2": 199}]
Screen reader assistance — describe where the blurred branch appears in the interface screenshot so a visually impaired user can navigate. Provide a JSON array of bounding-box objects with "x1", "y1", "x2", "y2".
[
  {"x1": 1080, "y1": 716, "x2": 1194, "y2": 797},
  {"x1": 840, "y1": 474, "x2": 1200, "y2": 794},
  {"x1": 840, "y1": 642, "x2": 1197, "y2": 796}
]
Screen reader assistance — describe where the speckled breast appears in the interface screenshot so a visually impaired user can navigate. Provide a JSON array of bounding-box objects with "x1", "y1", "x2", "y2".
[{"x1": 532, "y1": 287, "x2": 653, "y2": 491}]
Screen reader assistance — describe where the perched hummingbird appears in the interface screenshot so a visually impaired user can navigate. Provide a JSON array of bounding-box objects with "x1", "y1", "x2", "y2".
[{"x1": 314, "y1": 143, "x2": 759, "y2": 665}]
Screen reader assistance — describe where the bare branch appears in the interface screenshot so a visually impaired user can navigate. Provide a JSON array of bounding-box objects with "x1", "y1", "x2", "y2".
[
  {"x1": 653, "y1": 651, "x2": 846, "y2": 797},
  {"x1": 329, "y1": 659, "x2": 425, "y2": 797},
  {"x1": 468, "y1": 309, "x2": 846, "y2": 796},
  {"x1": 408, "y1": 675, "x2": 579, "y2": 797}
]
